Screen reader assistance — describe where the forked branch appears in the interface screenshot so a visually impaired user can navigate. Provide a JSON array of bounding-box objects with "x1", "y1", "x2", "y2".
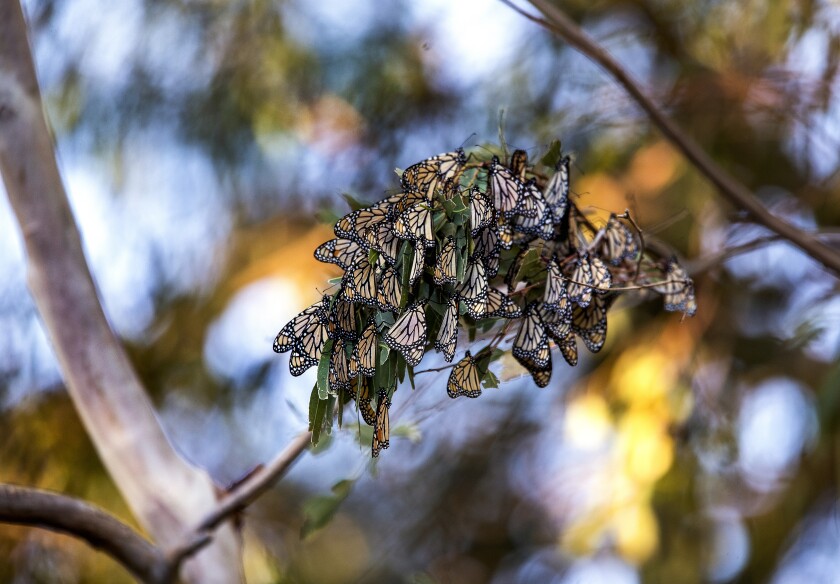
[
  {"x1": 0, "y1": 485, "x2": 173, "y2": 584},
  {"x1": 506, "y1": 0, "x2": 840, "y2": 277}
]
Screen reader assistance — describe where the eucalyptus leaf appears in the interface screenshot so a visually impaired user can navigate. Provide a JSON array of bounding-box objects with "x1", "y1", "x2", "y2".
[{"x1": 300, "y1": 478, "x2": 356, "y2": 539}]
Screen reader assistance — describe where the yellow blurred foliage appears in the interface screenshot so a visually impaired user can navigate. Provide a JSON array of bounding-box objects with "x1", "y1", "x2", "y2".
[
  {"x1": 574, "y1": 173, "x2": 626, "y2": 225},
  {"x1": 564, "y1": 393, "x2": 613, "y2": 450},
  {"x1": 624, "y1": 141, "x2": 681, "y2": 197},
  {"x1": 612, "y1": 350, "x2": 677, "y2": 405},
  {"x1": 560, "y1": 321, "x2": 697, "y2": 565},
  {"x1": 612, "y1": 503, "x2": 660, "y2": 564},
  {"x1": 242, "y1": 530, "x2": 281, "y2": 584},
  {"x1": 617, "y1": 408, "x2": 674, "y2": 484},
  {"x1": 229, "y1": 222, "x2": 339, "y2": 304}
]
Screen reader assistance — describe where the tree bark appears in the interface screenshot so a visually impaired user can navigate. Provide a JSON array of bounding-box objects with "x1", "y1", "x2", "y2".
[{"x1": 0, "y1": 1, "x2": 242, "y2": 581}]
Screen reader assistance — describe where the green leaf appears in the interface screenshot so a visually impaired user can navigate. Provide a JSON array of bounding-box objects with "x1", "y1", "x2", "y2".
[
  {"x1": 300, "y1": 478, "x2": 356, "y2": 539},
  {"x1": 316, "y1": 207, "x2": 341, "y2": 226},
  {"x1": 309, "y1": 389, "x2": 336, "y2": 447},
  {"x1": 482, "y1": 369, "x2": 500, "y2": 389},
  {"x1": 407, "y1": 365, "x2": 416, "y2": 390},
  {"x1": 308, "y1": 384, "x2": 319, "y2": 432},
  {"x1": 450, "y1": 193, "x2": 468, "y2": 213},
  {"x1": 442, "y1": 199, "x2": 457, "y2": 216},
  {"x1": 374, "y1": 347, "x2": 395, "y2": 395},
  {"x1": 393, "y1": 422, "x2": 422, "y2": 443},
  {"x1": 341, "y1": 192, "x2": 369, "y2": 211},
  {"x1": 539, "y1": 139, "x2": 563, "y2": 168},
  {"x1": 317, "y1": 338, "x2": 335, "y2": 400}
]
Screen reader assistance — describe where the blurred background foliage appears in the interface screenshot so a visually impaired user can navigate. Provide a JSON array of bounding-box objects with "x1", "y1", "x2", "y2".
[{"x1": 2, "y1": 0, "x2": 840, "y2": 582}]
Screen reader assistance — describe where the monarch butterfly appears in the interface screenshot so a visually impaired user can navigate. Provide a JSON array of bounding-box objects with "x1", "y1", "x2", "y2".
[
  {"x1": 434, "y1": 295, "x2": 458, "y2": 362},
  {"x1": 347, "y1": 375, "x2": 376, "y2": 425},
  {"x1": 314, "y1": 238, "x2": 361, "y2": 271},
  {"x1": 334, "y1": 205, "x2": 390, "y2": 244},
  {"x1": 469, "y1": 187, "x2": 494, "y2": 236},
  {"x1": 457, "y1": 256, "x2": 488, "y2": 318},
  {"x1": 543, "y1": 155, "x2": 570, "y2": 222},
  {"x1": 529, "y1": 367, "x2": 551, "y2": 388},
  {"x1": 513, "y1": 179, "x2": 545, "y2": 219},
  {"x1": 331, "y1": 299, "x2": 357, "y2": 341},
  {"x1": 433, "y1": 236, "x2": 457, "y2": 286},
  {"x1": 409, "y1": 241, "x2": 426, "y2": 285},
  {"x1": 539, "y1": 301, "x2": 571, "y2": 341},
  {"x1": 329, "y1": 338, "x2": 352, "y2": 393},
  {"x1": 473, "y1": 226, "x2": 500, "y2": 278},
  {"x1": 568, "y1": 253, "x2": 595, "y2": 307},
  {"x1": 433, "y1": 148, "x2": 468, "y2": 182},
  {"x1": 342, "y1": 256, "x2": 379, "y2": 306},
  {"x1": 288, "y1": 310, "x2": 331, "y2": 376},
  {"x1": 510, "y1": 149, "x2": 529, "y2": 180},
  {"x1": 652, "y1": 259, "x2": 696, "y2": 316},
  {"x1": 512, "y1": 203, "x2": 555, "y2": 240},
  {"x1": 497, "y1": 221, "x2": 534, "y2": 250},
  {"x1": 383, "y1": 301, "x2": 427, "y2": 366},
  {"x1": 401, "y1": 149, "x2": 467, "y2": 197},
  {"x1": 590, "y1": 256, "x2": 612, "y2": 294},
  {"x1": 513, "y1": 302, "x2": 551, "y2": 371},
  {"x1": 353, "y1": 318, "x2": 378, "y2": 377},
  {"x1": 571, "y1": 294, "x2": 609, "y2": 353},
  {"x1": 372, "y1": 389, "x2": 391, "y2": 457},
  {"x1": 504, "y1": 244, "x2": 534, "y2": 292},
  {"x1": 394, "y1": 201, "x2": 435, "y2": 247},
  {"x1": 376, "y1": 266, "x2": 402, "y2": 312},
  {"x1": 366, "y1": 221, "x2": 402, "y2": 265},
  {"x1": 273, "y1": 295, "x2": 330, "y2": 354},
  {"x1": 544, "y1": 258, "x2": 571, "y2": 314},
  {"x1": 369, "y1": 192, "x2": 408, "y2": 212},
  {"x1": 557, "y1": 331, "x2": 578, "y2": 366},
  {"x1": 480, "y1": 287, "x2": 522, "y2": 319},
  {"x1": 488, "y1": 156, "x2": 521, "y2": 217},
  {"x1": 600, "y1": 214, "x2": 638, "y2": 266},
  {"x1": 447, "y1": 351, "x2": 482, "y2": 399}
]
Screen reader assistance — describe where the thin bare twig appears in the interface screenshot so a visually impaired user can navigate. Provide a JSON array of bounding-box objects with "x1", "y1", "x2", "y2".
[
  {"x1": 0, "y1": 485, "x2": 171, "y2": 584},
  {"x1": 198, "y1": 431, "x2": 311, "y2": 532},
  {"x1": 165, "y1": 431, "x2": 310, "y2": 570},
  {"x1": 503, "y1": 0, "x2": 840, "y2": 278},
  {"x1": 689, "y1": 232, "x2": 840, "y2": 275}
]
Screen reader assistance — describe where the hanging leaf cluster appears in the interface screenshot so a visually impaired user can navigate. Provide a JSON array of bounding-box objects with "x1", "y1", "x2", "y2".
[{"x1": 273, "y1": 141, "x2": 696, "y2": 456}]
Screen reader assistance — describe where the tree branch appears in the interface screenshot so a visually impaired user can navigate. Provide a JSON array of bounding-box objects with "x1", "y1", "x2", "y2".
[
  {"x1": 506, "y1": 0, "x2": 840, "y2": 277},
  {"x1": 0, "y1": 485, "x2": 172, "y2": 584},
  {"x1": 166, "y1": 431, "x2": 311, "y2": 569},
  {"x1": 0, "y1": 2, "x2": 241, "y2": 581}
]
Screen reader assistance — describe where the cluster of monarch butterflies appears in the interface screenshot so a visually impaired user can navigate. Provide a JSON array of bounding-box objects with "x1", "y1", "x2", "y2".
[{"x1": 273, "y1": 142, "x2": 696, "y2": 457}]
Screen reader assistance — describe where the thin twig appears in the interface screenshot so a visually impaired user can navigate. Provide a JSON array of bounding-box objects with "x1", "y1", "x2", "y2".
[
  {"x1": 689, "y1": 232, "x2": 840, "y2": 275},
  {"x1": 165, "y1": 430, "x2": 312, "y2": 570},
  {"x1": 0, "y1": 484, "x2": 171, "y2": 584},
  {"x1": 503, "y1": 0, "x2": 840, "y2": 277},
  {"x1": 199, "y1": 431, "x2": 312, "y2": 533}
]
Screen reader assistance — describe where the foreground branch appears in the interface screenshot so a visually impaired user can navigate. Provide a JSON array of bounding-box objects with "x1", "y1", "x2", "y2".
[
  {"x1": 0, "y1": 2, "x2": 240, "y2": 581},
  {"x1": 168, "y1": 431, "x2": 312, "y2": 568},
  {"x1": 509, "y1": 0, "x2": 840, "y2": 277},
  {"x1": 0, "y1": 485, "x2": 171, "y2": 584}
]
